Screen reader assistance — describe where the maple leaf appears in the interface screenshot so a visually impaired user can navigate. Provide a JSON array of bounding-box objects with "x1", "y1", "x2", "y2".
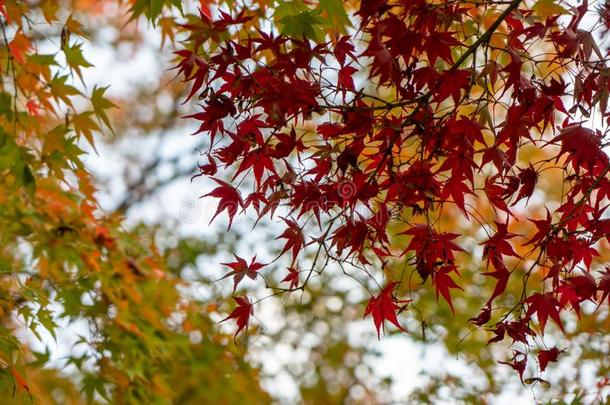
[
  {"x1": 553, "y1": 125, "x2": 608, "y2": 173},
  {"x1": 469, "y1": 306, "x2": 491, "y2": 326},
  {"x1": 8, "y1": 30, "x2": 30, "y2": 65},
  {"x1": 533, "y1": 0, "x2": 568, "y2": 18},
  {"x1": 233, "y1": 149, "x2": 277, "y2": 186},
  {"x1": 357, "y1": 0, "x2": 392, "y2": 20},
  {"x1": 481, "y1": 221, "x2": 519, "y2": 260},
  {"x1": 236, "y1": 115, "x2": 268, "y2": 147},
  {"x1": 557, "y1": 284, "x2": 581, "y2": 316},
  {"x1": 499, "y1": 350, "x2": 527, "y2": 381},
  {"x1": 204, "y1": 178, "x2": 243, "y2": 229},
  {"x1": 436, "y1": 69, "x2": 470, "y2": 104},
  {"x1": 488, "y1": 320, "x2": 534, "y2": 345},
  {"x1": 425, "y1": 31, "x2": 462, "y2": 65},
  {"x1": 432, "y1": 266, "x2": 463, "y2": 314},
  {"x1": 482, "y1": 254, "x2": 511, "y2": 307},
  {"x1": 334, "y1": 35, "x2": 355, "y2": 65},
  {"x1": 441, "y1": 177, "x2": 472, "y2": 217},
  {"x1": 569, "y1": 237, "x2": 600, "y2": 270},
  {"x1": 220, "y1": 255, "x2": 266, "y2": 292},
  {"x1": 332, "y1": 218, "x2": 370, "y2": 263},
  {"x1": 524, "y1": 209, "x2": 552, "y2": 246},
  {"x1": 183, "y1": 57, "x2": 209, "y2": 103},
  {"x1": 318, "y1": 0, "x2": 351, "y2": 33},
  {"x1": 566, "y1": 272, "x2": 596, "y2": 312},
  {"x1": 194, "y1": 154, "x2": 217, "y2": 180},
  {"x1": 63, "y1": 42, "x2": 93, "y2": 82},
  {"x1": 363, "y1": 26, "x2": 400, "y2": 85},
  {"x1": 274, "y1": 3, "x2": 325, "y2": 41},
  {"x1": 221, "y1": 296, "x2": 254, "y2": 338},
  {"x1": 72, "y1": 112, "x2": 101, "y2": 150},
  {"x1": 400, "y1": 225, "x2": 463, "y2": 282},
  {"x1": 537, "y1": 347, "x2": 563, "y2": 372},
  {"x1": 364, "y1": 282, "x2": 407, "y2": 339},
  {"x1": 281, "y1": 267, "x2": 299, "y2": 290},
  {"x1": 483, "y1": 176, "x2": 513, "y2": 215},
  {"x1": 173, "y1": 49, "x2": 197, "y2": 79},
  {"x1": 525, "y1": 292, "x2": 564, "y2": 334},
  {"x1": 513, "y1": 165, "x2": 538, "y2": 205},
  {"x1": 91, "y1": 86, "x2": 118, "y2": 131},
  {"x1": 271, "y1": 128, "x2": 304, "y2": 159},
  {"x1": 337, "y1": 65, "x2": 358, "y2": 94},
  {"x1": 276, "y1": 219, "x2": 305, "y2": 260},
  {"x1": 500, "y1": 50, "x2": 523, "y2": 94},
  {"x1": 507, "y1": 319, "x2": 535, "y2": 344}
]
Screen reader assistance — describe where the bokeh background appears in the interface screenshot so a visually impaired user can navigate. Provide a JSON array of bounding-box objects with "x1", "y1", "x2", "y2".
[{"x1": 2, "y1": 0, "x2": 610, "y2": 404}]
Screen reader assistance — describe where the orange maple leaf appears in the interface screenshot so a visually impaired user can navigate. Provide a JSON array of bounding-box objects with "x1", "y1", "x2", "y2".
[{"x1": 8, "y1": 30, "x2": 30, "y2": 64}]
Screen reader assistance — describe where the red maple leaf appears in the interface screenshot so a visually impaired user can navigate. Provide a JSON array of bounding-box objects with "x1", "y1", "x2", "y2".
[
  {"x1": 554, "y1": 125, "x2": 609, "y2": 173},
  {"x1": 334, "y1": 35, "x2": 355, "y2": 66},
  {"x1": 441, "y1": 177, "x2": 473, "y2": 217},
  {"x1": 432, "y1": 266, "x2": 463, "y2": 313},
  {"x1": 482, "y1": 257, "x2": 510, "y2": 307},
  {"x1": 364, "y1": 282, "x2": 407, "y2": 339},
  {"x1": 332, "y1": 218, "x2": 370, "y2": 263},
  {"x1": 570, "y1": 272, "x2": 596, "y2": 303},
  {"x1": 193, "y1": 154, "x2": 217, "y2": 181},
  {"x1": 204, "y1": 178, "x2": 243, "y2": 229},
  {"x1": 281, "y1": 267, "x2": 299, "y2": 290},
  {"x1": 525, "y1": 292, "x2": 564, "y2": 334},
  {"x1": 25, "y1": 100, "x2": 40, "y2": 117},
  {"x1": 221, "y1": 296, "x2": 253, "y2": 338},
  {"x1": 500, "y1": 350, "x2": 527, "y2": 381},
  {"x1": 220, "y1": 255, "x2": 266, "y2": 292},
  {"x1": 276, "y1": 219, "x2": 305, "y2": 260},
  {"x1": 513, "y1": 165, "x2": 538, "y2": 205},
  {"x1": 481, "y1": 221, "x2": 519, "y2": 260},
  {"x1": 400, "y1": 224, "x2": 463, "y2": 274},
  {"x1": 436, "y1": 69, "x2": 470, "y2": 104},
  {"x1": 232, "y1": 148, "x2": 277, "y2": 186},
  {"x1": 469, "y1": 306, "x2": 491, "y2": 326},
  {"x1": 337, "y1": 65, "x2": 358, "y2": 94},
  {"x1": 484, "y1": 176, "x2": 513, "y2": 215},
  {"x1": 524, "y1": 209, "x2": 552, "y2": 246},
  {"x1": 488, "y1": 319, "x2": 534, "y2": 345},
  {"x1": 538, "y1": 347, "x2": 563, "y2": 372}
]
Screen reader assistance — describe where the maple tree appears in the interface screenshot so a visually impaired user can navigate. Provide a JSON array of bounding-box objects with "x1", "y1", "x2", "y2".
[
  {"x1": 173, "y1": 0, "x2": 610, "y2": 392},
  {"x1": 3, "y1": 0, "x2": 610, "y2": 403},
  {"x1": 0, "y1": 1, "x2": 397, "y2": 403}
]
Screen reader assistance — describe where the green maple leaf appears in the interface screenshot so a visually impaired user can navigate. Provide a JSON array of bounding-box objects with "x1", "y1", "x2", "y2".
[
  {"x1": 318, "y1": 0, "x2": 351, "y2": 33},
  {"x1": 91, "y1": 85, "x2": 117, "y2": 133},
  {"x1": 275, "y1": 0, "x2": 325, "y2": 41}
]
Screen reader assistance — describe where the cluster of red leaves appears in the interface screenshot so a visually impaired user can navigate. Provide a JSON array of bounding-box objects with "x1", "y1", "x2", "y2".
[{"x1": 177, "y1": 0, "x2": 610, "y2": 379}]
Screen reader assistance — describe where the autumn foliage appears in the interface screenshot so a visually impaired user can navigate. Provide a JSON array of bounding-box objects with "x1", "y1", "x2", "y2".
[
  {"x1": 176, "y1": 0, "x2": 610, "y2": 382},
  {"x1": 0, "y1": 1, "x2": 272, "y2": 403},
  {"x1": 3, "y1": 0, "x2": 610, "y2": 402}
]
